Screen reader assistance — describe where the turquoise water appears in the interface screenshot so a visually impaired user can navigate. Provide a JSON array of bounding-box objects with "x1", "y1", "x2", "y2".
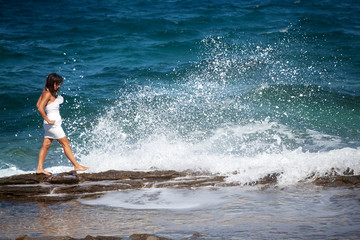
[
  {"x1": 1, "y1": 0, "x2": 360, "y2": 182},
  {"x1": 1, "y1": 1, "x2": 360, "y2": 239}
]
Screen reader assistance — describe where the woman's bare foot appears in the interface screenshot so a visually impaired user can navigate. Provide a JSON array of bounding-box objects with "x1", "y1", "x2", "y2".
[
  {"x1": 36, "y1": 170, "x2": 52, "y2": 176},
  {"x1": 74, "y1": 165, "x2": 88, "y2": 171}
]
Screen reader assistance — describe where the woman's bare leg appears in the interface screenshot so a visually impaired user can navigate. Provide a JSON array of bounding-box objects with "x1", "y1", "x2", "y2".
[
  {"x1": 57, "y1": 136, "x2": 88, "y2": 171},
  {"x1": 37, "y1": 138, "x2": 53, "y2": 175}
]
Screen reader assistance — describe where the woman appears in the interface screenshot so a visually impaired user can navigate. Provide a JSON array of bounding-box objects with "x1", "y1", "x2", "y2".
[{"x1": 36, "y1": 73, "x2": 88, "y2": 175}]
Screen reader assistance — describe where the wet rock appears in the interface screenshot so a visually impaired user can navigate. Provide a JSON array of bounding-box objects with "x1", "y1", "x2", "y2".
[
  {"x1": 0, "y1": 174, "x2": 41, "y2": 185},
  {"x1": 1, "y1": 170, "x2": 360, "y2": 203},
  {"x1": 78, "y1": 170, "x2": 183, "y2": 182},
  {"x1": 53, "y1": 180, "x2": 144, "y2": 194},
  {"x1": 255, "y1": 173, "x2": 280, "y2": 185},
  {"x1": 153, "y1": 176, "x2": 226, "y2": 188},
  {"x1": 130, "y1": 234, "x2": 172, "y2": 240},
  {"x1": 47, "y1": 237, "x2": 75, "y2": 240},
  {"x1": 15, "y1": 236, "x2": 75, "y2": 240},
  {"x1": 49, "y1": 172, "x2": 80, "y2": 184},
  {"x1": 0, "y1": 185, "x2": 52, "y2": 201},
  {"x1": 13, "y1": 235, "x2": 124, "y2": 240},
  {"x1": 0, "y1": 170, "x2": 219, "y2": 202},
  {"x1": 244, "y1": 173, "x2": 281, "y2": 186},
  {"x1": 12, "y1": 235, "x2": 172, "y2": 240},
  {"x1": 186, "y1": 233, "x2": 206, "y2": 239},
  {"x1": 133, "y1": 170, "x2": 184, "y2": 181},
  {"x1": 0, "y1": 185, "x2": 50, "y2": 195},
  {"x1": 313, "y1": 175, "x2": 360, "y2": 187},
  {"x1": 10, "y1": 235, "x2": 175, "y2": 240},
  {"x1": 343, "y1": 168, "x2": 354, "y2": 175},
  {"x1": 15, "y1": 235, "x2": 35, "y2": 240},
  {"x1": 84, "y1": 235, "x2": 122, "y2": 240},
  {"x1": 79, "y1": 170, "x2": 131, "y2": 181}
]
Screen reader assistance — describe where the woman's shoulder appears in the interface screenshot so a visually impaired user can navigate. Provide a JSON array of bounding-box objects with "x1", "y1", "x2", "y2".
[
  {"x1": 37, "y1": 89, "x2": 52, "y2": 108},
  {"x1": 42, "y1": 89, "x2": 52, "y2": 98},
  {"x1": 41, "y1": 89, "x2": 54, "y2": 103}
]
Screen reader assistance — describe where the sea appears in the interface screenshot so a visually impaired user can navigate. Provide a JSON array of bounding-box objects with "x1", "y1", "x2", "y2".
[{"x1": 0, "y1": 0, "x2": 360, "y2": 239}]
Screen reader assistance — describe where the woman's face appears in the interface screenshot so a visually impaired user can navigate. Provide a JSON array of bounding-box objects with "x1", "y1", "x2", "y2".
[{"x1": 54, "y1": 82, "x2": 61, "y2": 91}]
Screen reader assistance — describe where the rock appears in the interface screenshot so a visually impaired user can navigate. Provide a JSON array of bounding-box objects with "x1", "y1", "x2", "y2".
[
  {"x1": 11, "y1": 235, "x2": 172, "y2": 240},
  {"x1": 0, "y1": 174, "x2": 41, "y2": 185},
  {"x1": 49, "y1": 172, "x2": 80, "y2": 184},
  {"x1": 14, "y1": 236, "x2": 75, "y2": 240},
  {"x1": 78, "y1": 170, "x2": 183, "y2": 182},
  {"x1": 313, "y1": 175, "x2": 360, "y2": 187},
  {"x1": 130, "y1": 234, "x2": 172, "y2": 240},
  {"x1": 84, "y1": 235, "x2": 122, "y2": 240},
  {"x1": 12, "y1": 235, "x2": 123, "y2": 240},
  {"x1": 1, "y1": 170, "x2": 359, "y2": 203},
  {"x1": 154, "y1": 176, "x2": 226, "y2": 188},
  {"x1": 0, "y1": 170, "x2": 225, "y2": 202},
  {"x1": 49, "y1": 237, "x2": 75, "y2": 240},
  {"x1": 0, "y1": 171, "x2": 80, "y2": 186},
  {"x1": 53, "y1": 180, "x2": 144, "y2": 194},
  {"x1": 250, "y1": 173, "x2": 280, "y2": 186},
  {"x1": 0, "y1": 185, "x2": 52, "y2": 201},
  {"x1": 186, "y1": 233, "x2": 206, "y2": 239},
  {"x1": 79, "y1": 170, "x2": 131, "y2": 181},
  {"x1": 15, "y1": 235, "x2": 34, "y2": 240}
]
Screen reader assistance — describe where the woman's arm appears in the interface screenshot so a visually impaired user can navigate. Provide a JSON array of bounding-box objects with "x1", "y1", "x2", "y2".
[{"x1": 37, "y1": 91, "x2": 55, "y2": 124}]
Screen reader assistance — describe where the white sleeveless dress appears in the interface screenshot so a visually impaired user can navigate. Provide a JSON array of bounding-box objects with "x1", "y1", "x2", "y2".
[{"x1": 43, "y1": 95, "x2": 66, "y2": 139}]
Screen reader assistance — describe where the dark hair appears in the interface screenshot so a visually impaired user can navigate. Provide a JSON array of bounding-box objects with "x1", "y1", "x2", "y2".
[{"x1": 45, "y1": 73, "x2": 63, "y2": 96}]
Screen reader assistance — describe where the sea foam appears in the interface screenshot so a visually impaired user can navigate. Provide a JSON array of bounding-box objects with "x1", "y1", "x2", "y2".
[{"x1": 79, "y1": 116, "x2": 360, "y2": 186}]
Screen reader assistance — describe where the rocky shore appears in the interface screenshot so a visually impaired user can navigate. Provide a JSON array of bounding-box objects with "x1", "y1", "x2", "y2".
[
  {"x1": 0, "y1": 170, "x2": 224, "y2": 202},
  {"x1": 1, "y1": 170, "x2": 360, "y2": 240},
  {"x1": 0, "y1": 169, "x2": 359, "y2": 202},
  {"x1": 11, "y1": 233, "x2": 186, "y2": 240}
]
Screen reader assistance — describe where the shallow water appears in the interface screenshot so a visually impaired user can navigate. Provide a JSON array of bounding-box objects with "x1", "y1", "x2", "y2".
[{"x1": 1, "y1": 186, "x2": 359, "y2": 239}]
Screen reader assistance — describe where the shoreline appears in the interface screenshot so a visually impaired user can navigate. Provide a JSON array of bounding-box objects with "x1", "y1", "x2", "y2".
[
  {"x1": 1, "y1": 171, "x2": 359, "y2": 240},
  {"x1": 0, "y1": 169, "x2": 359, "y2": 203},
  {"x1": 7, "y1": 234, "x2": 178, "y2": 240}
]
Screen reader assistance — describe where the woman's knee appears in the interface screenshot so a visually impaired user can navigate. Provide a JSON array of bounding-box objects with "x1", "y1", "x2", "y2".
[
  {"x1": 57, "y1": 137, "x2": 70, "y2": 148},
  {"x1": 42, "y1": 138, "x2": 53, "y2": 149}
]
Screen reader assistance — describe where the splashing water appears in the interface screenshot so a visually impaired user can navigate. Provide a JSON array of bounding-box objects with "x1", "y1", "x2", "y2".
[{"x1": 65, "y1": 37, "x2": 360, "y2": 185}]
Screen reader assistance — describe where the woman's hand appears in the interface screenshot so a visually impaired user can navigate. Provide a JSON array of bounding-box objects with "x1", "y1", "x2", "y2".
[{"x1": 47, "y1": 120, "x2": 56, "y2": 124}]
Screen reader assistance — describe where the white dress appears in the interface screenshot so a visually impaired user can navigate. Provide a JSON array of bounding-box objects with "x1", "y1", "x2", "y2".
[{"x1": 43, "y1": 95, "x2": 66, "y2": 139}]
